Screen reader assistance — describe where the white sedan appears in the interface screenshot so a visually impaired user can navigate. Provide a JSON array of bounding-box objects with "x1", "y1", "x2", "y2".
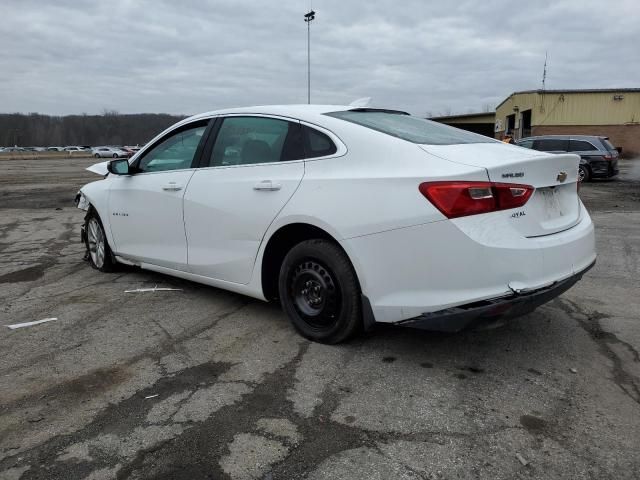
[
  {"x1": 92, "y1": 146, "x2": 127, "y2": 158},
  {"x1": 76, "y1": 105, "x2": 596, "y2": 343}
]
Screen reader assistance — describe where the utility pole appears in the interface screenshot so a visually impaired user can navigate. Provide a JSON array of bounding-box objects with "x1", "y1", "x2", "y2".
[{"x1": 304, "y1": 10, "x2": 315, "y2": 104}]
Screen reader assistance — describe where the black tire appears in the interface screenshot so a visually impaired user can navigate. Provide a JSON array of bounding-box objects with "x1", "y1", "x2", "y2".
[
  {"x1": 578, "y1": 165, "x2": 591, "y2": 182},
  {"x1": 112, "y1": 153, "x2": 118, "y2": 158},
  {"x1": 94, "y1": 153, "x2": 100, "y2": 158},
  {"x1": 84, "y1": 210, "x2": 116, "y2": 272},
  {"x1": 278, "y1": 239, "x2": 362, "y2": 344}
]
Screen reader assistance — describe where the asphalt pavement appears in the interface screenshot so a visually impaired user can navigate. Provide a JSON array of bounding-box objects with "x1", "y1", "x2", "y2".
[{"x1": 0, "y1": 156, "x2": 638, "y2": 479}]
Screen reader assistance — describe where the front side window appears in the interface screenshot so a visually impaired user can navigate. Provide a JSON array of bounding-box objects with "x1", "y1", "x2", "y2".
[
  {"x1": 208, "y1": 116, "x2": 304, "y2": 167},
  {"x1": 518, "y1": 139, "x2": 534, "y2": 149},
  {"x1": 326, "y1": 110, "x2": 494, "y2": 145},
  {"x1": 136, "y1": 122, "x2": 208, "y2": 173}
]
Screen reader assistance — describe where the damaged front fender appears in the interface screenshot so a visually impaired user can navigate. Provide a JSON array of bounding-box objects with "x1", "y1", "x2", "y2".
[{"x1": 75, "y1": 190, "x2": 90, "y2": 211}]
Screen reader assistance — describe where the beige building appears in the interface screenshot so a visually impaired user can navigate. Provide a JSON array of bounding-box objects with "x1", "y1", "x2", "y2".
[
  {"x1": 495, "y1": 88, "x2": 640, "y2": 156},
  {"x1": 432, "y1": 88, "x2": 640, "y2": 156}
]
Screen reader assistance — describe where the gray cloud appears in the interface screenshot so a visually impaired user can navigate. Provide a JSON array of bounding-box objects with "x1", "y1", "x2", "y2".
[{"x1": 1, "y1": 0, "x2": 638, "y2": 115}]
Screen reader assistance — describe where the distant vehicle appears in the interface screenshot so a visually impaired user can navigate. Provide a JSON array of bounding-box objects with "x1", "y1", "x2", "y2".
[
  {"x1": 92, "y1": 146, "x2": 127, "y2": 158},
  {"x1": 47, "y1": 147, "x2": 65, "y2": 152},
  {"x1": 1, "y1": 146, "x2": 26, "y2": 152},
  {"x1": 76, "y1": 105, "x2": 596, "y2": 343},
  {"x1": 64, "y1": 146, "x2": 85, "y2": 153},
  {"x1": 516, "y1": 135, "x2": 619, "y2": 182},
  {"x1": 118, "y1": 146, "x2": 137, "y2": 158}
]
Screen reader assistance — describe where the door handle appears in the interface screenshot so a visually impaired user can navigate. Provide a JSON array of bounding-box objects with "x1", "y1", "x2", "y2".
[
  {"x1": 162, "y1": 183, "x2": 183, "y2": 191},
  {"x1": 253, "y1": 180, "x2": 282, "y2": 191}
]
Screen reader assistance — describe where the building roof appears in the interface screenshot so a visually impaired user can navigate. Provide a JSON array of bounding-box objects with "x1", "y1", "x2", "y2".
[
  {"x1": 429, "y1": 111, "x2": 495, "y2": 121},
  {"x1": 496, "y1": 88, "x2": 640, "y2": 110}
]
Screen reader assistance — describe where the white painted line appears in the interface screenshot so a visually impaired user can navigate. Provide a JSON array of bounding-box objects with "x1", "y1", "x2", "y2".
[{"x1": 6, "y1": 318, "x2": 58, "y2": 330}]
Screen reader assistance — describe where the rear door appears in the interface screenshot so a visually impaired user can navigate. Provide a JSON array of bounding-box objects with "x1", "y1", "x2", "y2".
[
  {"x1": 108, "y1": 119, "x2": 211, "y2": 270},
  {"x1": 183, "y1": 115, "x2": 305, "y2": 284}
]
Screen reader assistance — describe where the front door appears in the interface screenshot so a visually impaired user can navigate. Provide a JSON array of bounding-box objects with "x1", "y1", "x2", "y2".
[
  {"x1": 108, "y1": 119, "x2": 210, "y2": 270},
  {"x1": 184, "y1": 115, "x2": 305, "y2": 284}
]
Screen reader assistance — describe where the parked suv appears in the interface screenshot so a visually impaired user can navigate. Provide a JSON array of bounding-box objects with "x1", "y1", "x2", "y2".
[{"x1": 516, "y1": 135, "x2": 619, "y2": 182}]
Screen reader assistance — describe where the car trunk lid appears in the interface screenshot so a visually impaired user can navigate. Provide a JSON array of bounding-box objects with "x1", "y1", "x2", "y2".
[{"x1": 420, "y1": 143, "x2": 582, "y2": 237}]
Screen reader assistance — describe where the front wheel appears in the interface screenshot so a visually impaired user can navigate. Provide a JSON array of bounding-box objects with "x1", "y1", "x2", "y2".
[
  {"x1": 85, "y1": 211, "x2": 116, "y2": 272},
  {"x1": 278, "y1": 239, "x2": 362, "y2": 344},
  {"x1": 578, "y1": 165, "x2": 591, "y2": 182},
  {"x1": 94, "y1": 153, "x2": 100, "y2": 158}
]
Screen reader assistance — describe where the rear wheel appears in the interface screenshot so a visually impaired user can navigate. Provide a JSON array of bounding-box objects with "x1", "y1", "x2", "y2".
[
  {"x1": 278, "y1": 240, "x2": 362, "y2": 344},
  {"x1": 578, "y1": 165, "x2": 591, "y2": 182},
  {"x1": 112, "y1": 153, "x2": 118, "y2": 158},
  {"x1": 94, "y1": 153, "x2": 100, "y2": 158},
  {"x1": 85, "y1": 211, "x2": 116, "y2": 272}
]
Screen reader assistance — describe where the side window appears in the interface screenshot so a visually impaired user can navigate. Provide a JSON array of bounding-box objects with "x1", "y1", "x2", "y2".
[
  {"x1": 533, "y1": 138, "x2": 568, "y2": 152},
  {"x1": 303, "y1": 125, "x2": 337, "y2": 158},
  {"x1": 136, "y1": 122, "x2": 208, "y2": 173},
  {"x1": 569, "y1": 140, "x2": 597, "y2": 152},
  {"x1": 518, "y1": 139, "x2": 534, "y2": 149},
  {"x1": 209, "y1": 117, "x2": 304, "y2": 167}
]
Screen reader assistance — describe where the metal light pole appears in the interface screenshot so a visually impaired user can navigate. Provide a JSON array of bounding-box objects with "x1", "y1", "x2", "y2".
[{"x1": 304, "y1": 10, "x2": 315, "y2": 104}]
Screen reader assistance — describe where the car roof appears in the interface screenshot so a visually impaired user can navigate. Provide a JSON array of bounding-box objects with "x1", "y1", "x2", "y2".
[
  {"x1": 186, "y1": 104, "x2": 353, "y2": 124},
  {"x1": 519, "y1": 135, "x2": 608, "y2": 142}
]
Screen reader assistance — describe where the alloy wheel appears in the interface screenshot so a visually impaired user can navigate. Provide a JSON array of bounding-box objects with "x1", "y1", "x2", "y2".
[{"x1": 87, "y1": 218, "x2": 106, "y2": 268}]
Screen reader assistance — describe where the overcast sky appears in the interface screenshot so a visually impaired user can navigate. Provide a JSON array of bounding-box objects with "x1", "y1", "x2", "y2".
[{"x1": 2, "y1": 0, "x2": 638, "y2": 116}]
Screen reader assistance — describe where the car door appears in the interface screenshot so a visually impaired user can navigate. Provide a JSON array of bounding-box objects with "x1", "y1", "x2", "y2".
[
  {"x1": 107, "y1": 119, "x2": 211, "y2": 270},
  {"x1": 183, "y1": 115, "x2": 305, "y2": 284}
]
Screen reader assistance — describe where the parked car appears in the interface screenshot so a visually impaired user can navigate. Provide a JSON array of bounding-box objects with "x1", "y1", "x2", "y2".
[
  {"x1": 1, "y1": 146, "x2": 26, "y2": 152},
  {"x1": 516, "y1": 135, "x2": 619, "y2": 182},
  {"x1": 64, "y1": 146, "x2": 86, "y2": 153},
  {"x1": 118, "y1": 146, "x2": 136, "y2": 158},
  {"x1": 76, "y1": 105, "x2": 596, "y2": 343},
  {"x1": 47, "y1": 146, "x2": 64, "y2": 151},
  {"x1": 92, "y1": 146, "x2": 127, "y2": 158}
]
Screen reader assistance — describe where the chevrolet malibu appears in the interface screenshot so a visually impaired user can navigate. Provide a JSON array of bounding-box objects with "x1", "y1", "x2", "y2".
[{"x1": 76, "y1": 105, "x2": 596, "y2": 343}]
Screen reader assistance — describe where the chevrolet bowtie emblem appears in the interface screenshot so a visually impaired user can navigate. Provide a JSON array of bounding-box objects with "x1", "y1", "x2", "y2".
[{"x1": 556, "y1": 171, "x2": 567, "y2": 183}]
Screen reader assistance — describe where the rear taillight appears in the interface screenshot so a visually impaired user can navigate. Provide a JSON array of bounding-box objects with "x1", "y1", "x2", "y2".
[
  {"x1": 419, "y1": 181, "x2": 534, "y2": 219},
  {"x1": 603, "y1": 154, "x2": 613, "y2": 161}
]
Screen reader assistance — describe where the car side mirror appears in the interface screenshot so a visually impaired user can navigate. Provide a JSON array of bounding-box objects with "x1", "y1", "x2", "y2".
[{"x1": 107, "y1": 158, "x2": 130, "y2": 175}]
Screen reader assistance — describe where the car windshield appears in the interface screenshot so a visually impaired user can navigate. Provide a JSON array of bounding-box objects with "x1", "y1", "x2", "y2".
[{"x1": 326, "y1": 110, "x2": 495, "y2": 145}]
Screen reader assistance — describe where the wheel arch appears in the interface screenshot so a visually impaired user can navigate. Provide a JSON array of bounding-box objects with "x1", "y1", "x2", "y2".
[{"x1": 259, "y1": 222, "x2": 364, "y2": 303}]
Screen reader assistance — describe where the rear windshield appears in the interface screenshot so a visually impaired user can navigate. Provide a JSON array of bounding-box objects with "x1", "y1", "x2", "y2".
[
  {"x1": 325, "y1": 110, "x2": 495, "y2": 145},
  {"x1": 601, "y1": 138, "x2": 617, "y2": 152}
]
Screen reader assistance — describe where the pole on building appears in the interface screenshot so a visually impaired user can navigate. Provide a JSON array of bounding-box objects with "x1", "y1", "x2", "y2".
[{"x1": 304, "y1": 10, "x2": 315, "y2": 104}]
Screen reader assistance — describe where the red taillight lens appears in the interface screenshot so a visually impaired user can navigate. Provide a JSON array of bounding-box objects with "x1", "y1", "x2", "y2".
[
  {"x1": 419, "y1": 181, "x2": 534, "y2": 219},
  {"x1": 603, "y1": 154, "x2": 613, "y2": 161}
]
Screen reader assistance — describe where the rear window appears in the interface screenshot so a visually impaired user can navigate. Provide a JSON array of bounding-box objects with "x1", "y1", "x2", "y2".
[
  {"x1": 325, "y1": 110, "x2": 494, "y2": 145},
  {"x1": 601, "y1": 138, "x2": 617, "y2": 152}
]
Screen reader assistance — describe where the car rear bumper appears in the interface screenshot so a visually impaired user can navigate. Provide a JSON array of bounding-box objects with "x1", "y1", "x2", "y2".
[
  {"x1": 344, "y1": 204, "x2": 596, "y2": 326},
  {"x1": 396, "y1": 260, "x2": 594, "y2": 332},
  {"x1": 590, "y1": 159, "x2": 618, "y2": 178}
]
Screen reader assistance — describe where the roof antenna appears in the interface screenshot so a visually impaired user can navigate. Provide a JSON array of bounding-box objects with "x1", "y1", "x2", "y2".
[
  {"x1": 541, "y1": 51, "x2": 548, "y2": 91},
  {"x1": 349, "y1": 97, "x2": 372, "y2": 108}
]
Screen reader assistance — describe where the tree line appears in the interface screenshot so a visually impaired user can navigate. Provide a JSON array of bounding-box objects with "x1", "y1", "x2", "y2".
[{"x1": 0, "y1": 111, "x2": 187, "y2": 147}]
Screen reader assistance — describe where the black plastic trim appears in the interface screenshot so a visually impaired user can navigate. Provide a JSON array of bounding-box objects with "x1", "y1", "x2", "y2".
[{"x1": 396, "y1": 260, "x2": 595, "y2": 333}]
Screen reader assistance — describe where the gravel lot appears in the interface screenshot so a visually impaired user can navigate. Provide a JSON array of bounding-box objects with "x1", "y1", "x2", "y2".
[{"x1": 1, "y1": 156, "x2": 638, "y2": 479}]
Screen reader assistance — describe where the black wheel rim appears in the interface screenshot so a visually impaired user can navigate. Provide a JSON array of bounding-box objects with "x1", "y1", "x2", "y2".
[
  {"x1": 288, "y1": 259, "x2": 341, "y2": 330},
  {"x1": 578, "y1": 167, "x2": 586, "y2": 182}
]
